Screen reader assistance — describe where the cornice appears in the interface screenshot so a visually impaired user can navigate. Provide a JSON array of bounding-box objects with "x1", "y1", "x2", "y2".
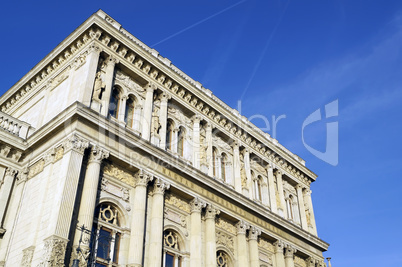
[{"x1": 0, "y1": 10, "x2": 317, "y2": 184}]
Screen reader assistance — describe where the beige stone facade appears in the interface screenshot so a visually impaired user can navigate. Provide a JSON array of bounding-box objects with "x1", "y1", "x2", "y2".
[{"x1": 0, "y1": 10, "x2": 329, "y2": 267}]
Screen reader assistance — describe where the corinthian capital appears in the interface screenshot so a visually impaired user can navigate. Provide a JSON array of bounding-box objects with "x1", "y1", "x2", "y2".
[
  {"x1": 274, "y1": 240, "x2": 284, "y2": 253},
  {"x1": 205, "y1": 204, "x2": 220, "y2": 220},
  {"x1": 284, "y1": 244, "x2": 297, "y2": 258},
  {"x1": 63, "y1": 134, "x2": 89, "y2": 154},
  {"x1": 147, "y1": 82, "x2": 157, "y2": 93},
  {"x1": 135, "y1": 169, "x2": 153, "y2": 187},
  {"x1": 160, "y1": 92, "x2": 171, "y2": 102},
  {"x1": 17, "y1": 167, "x2": 29, "y2": 185},
  {"x1": 236, "y1": 220, "x2": 249, "y2": 235},
  {"x1": 5, "y1": 167, "x2": 18, "y2": 178},
  {"x1": 190, "y1": 197, "x2": 206, "y2": 213},
  {"x1": 249, "y1": 226, "x2": 261, "y2": 240},
  {"x1": 106, "y1": 55, "x2": 119, "y2": 66},
  {"x1": 153, "y1": 178, "x2": 170, "y2": 195},
  {"x1": 88, "y1": 145, "x2": 109, "y2": 164}
]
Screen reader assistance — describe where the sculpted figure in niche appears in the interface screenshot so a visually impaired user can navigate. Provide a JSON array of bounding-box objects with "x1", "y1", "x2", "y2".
[
  {"x1": 93, "y1": 72, "x2": 106, "y2": 100},
  {"x1": 241, "y1": 164, "x2": 247, "y2": 188}
]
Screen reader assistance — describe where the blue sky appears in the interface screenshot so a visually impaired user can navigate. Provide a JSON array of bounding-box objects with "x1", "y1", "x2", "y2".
[{"x1": 1, "y1": 1, "x2": 402, "y2": 266}]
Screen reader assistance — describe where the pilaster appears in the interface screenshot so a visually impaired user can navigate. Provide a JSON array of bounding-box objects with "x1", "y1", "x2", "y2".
[
  {"x1": 159, "y1": 92, "x2": 171, "y2": 149},
  {"x1": 232, "y1": 142, "x2": 242, "y2": 194},
  {"x1": 141, "y1": 83, "x2": 156, "y2": 140},
  {"x1": 101, "y1": 56, "x2": 119, "y2": 117},
  {"x1": 276, "y1": 170, "x2": 287, "y2": 218},
  {"x1": 192, "y1": 115, "x2": 201, "y2": 169},
  {"x1": 296, "y1": 184, "x2": 308, "y2": 230}
]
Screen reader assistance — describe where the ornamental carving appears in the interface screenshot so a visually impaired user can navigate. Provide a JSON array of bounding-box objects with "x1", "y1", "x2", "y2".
[
  {"x1": 249, "y1": 226, "x2": 261, "y2": 240},
  {"x1": 92, "y1": 71, "x2": 105, "y2": 101},
  {"x1": 54, "y1": 146, "x2": 64, "y2": 161},
  {"x1": 100, "y1": 178, "x2": 130, "y2": 202},
  {"x1": 216, "y1": 231, "x2": 234, "y2": 254},
  {"x1": 216, "y1": 218, "x2": 236, "y2": 235},
  {"x1": 153, "y1": 178, "x2": 170, "y2": 195},
  {"x1": 51, "y1": 66, "x2": 71, "y2": 89},
  {"x1": 236, "y1": 220, "x2": 249, "y2": 235},
  {"x1": 88, "y1": 145, "x2": 109, "y2": 163},
  {"x1": 28, "y1": 159, "x2": 45, "y2": 179},
  {"x1": 134, "y1": 169, "x2": 153, "y2": 187},
  {"x1": 39, "y1": 236, "x2": 67, "y2": 267},
  {"x1": 165, "y1": 193, "x2": 191, "y2": 213},
  {"x1": 190, "y1": 197, "x2": 206, "y2": 213},
  {"x1": 164, "y1": 208, "x2": 187, "y2": 228},
  {"x1": 115, "y1": 70, "x2": 145, "y2": 94},
  {"x1": 294, "y1": 255, "x2": 307, "y2": 267},
  {"x1": 21, "y1": 246, "x2": 35, "y2": 267},
  {"x1": 62, "y1": 134, "x2": 89, "y2": 154},
  {"x1": 205, "y1": 204, "x2": 220, "y2": 220},
  {"x1": 103, "y1": 162, "x2": 136, "y2": 187},
  {"x1": 259, "y1": 238, "x2": 274, "y2": 253}
]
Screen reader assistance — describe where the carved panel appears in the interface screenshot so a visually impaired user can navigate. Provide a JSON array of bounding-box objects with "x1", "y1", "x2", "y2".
[
  {"x1": 259, "y1": 238, "x2": 274, "y2": 253},
  {"x1": 103, "y1": 162, "x2": 135, "y2": 187},
  {"x1": 164, "y1": 207, "x2": 187, "y2": 228},
  {"x1": 295, "y1": 255, "x2": 307, "y2": 267},
  {"x1": 21, "y1": 246, "x2": 35, "y2": 267},
  {"x1": 216, "y1": 230, "x2": 234, "y2": 254},
  {"x1": 54, "y1": 146, "x2": 64, "y2": 161},
  {"x1": 115, "y1": 70, "x2": 145, "y2": 96},
  {"x1": 40, "y1": 236, "x2": 68, "y2": 267},
  {"x1": 165, "y1": 193, "x2": 190, "y2": 213},
  {"x1": 216, "y1": 218, "x2": 236, "y2": 235},
  {"x1": 101, "y1": 178, "x2": 130, "y2": 202},
  {"x1": 28, "y1": 159, "x2": 45, "y2": 179}
]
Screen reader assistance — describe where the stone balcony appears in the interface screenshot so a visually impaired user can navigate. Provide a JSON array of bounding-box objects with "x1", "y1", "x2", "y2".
[{"x1": 0, "y1": 111, "x2": 34, "y2": 139}]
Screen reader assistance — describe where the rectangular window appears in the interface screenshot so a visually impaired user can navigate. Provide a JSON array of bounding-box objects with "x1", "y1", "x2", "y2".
[{"x1": 165, "y1": 253, "x2": 174, "y2": 267}]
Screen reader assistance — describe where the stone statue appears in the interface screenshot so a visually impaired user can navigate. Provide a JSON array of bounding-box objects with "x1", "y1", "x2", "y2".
[
  {"x1": 151, "y1": 107, "x2": 161, "y2": 136},
  {"x1": 93, "y1": 72, "x2": 105, "y2": 100}
]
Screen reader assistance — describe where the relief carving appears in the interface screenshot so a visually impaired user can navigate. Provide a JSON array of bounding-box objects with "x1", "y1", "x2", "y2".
[
  {"x1": 216, "y1": 218, "x2": 236, "y2": 235},
  {"x1": 165, "y1": 193, "x2": 190, "y2": 213},
  {"x1": 103, "y1": 162, "x2": 135, "y2": 187},
  {"x1": 216, "y1": 231, "x2": 234, "y2": 254},
  {"x1": 21, "y1": 246, "x2": 35, "y2": 267},
  {"x1": 39, "y1": 236, "x2": 67, "y2": 267}
]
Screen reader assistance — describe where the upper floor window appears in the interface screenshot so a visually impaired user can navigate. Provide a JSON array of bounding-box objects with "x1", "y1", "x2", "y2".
[
  {"x1": 124, "y1": 96, "x2": 135, "y2": 128},
  {"x1": 109, "y1": 87, "x2": 121, "y2": 119},
  {"x1": 286, "y1": 195, "x2": 295, "y2": 221},
  {"x1": 252, "y1": 173, "x2": 262, "y2": 202},
  {"x1": 177, "y1": 127, "x2": 185, "y2": 157},
  {"x1": 166, "y1": 120, "x2": 174, "y2": 150},
  {"x1": 163, "y1": 230, "x2": 182, "y2": 267},
  {"x1": 92, "y1": 203, "x2": 122, "y2": 266}
]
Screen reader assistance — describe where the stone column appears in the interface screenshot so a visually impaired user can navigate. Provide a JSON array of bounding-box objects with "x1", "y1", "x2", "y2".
[
  {"x1": 192, "y1": 115, "x2": 201, "y2": 168},
  {"x1": 267, "y1": 164, "x2": 277, "y2": 213},
  {"x1": 284, "y1": 245, "x2": 296, "y2": 267},
  {"x1": 190, "y1": 198, "x2": 205, "y2": 267},
  {"x1": 296, "y1": 185, "x2": 308, "y2": 230},
  {"x1": 81, "y1": 43, "x2": 101, "y2": 106},
  {"x1": 0, "y1": 168, "x2": 17, "y2": 226},
  {"x1": 249, "y1": 226, "x2": 261, "y2": 267},
  {"x1": 205, "y1": 204, "x2": 220, "y2": 267},
  {"x1": 327, "y1": 257, "x2": 332, "y2": 267},
  {"x1": 274, "y1": 241, "x2": 285, "y2": 267},
  {"x1": 73, "y1": 145, "x2": 109, "y2": 255},
  {"x1": 236, "y1": 220, "x2": 250, "y2": 267},
  {"x1": 304, "y1": 189, "x2": 318, "y2": 235},
  {"x1": 206, "y1": 123, "x2": 213, "y2": 177},
  {"x1": 148, "y1": 178, "x2": 170, "y2": 267},
  {"x1": 276, "y1": 170, "x2": 287, "y2": 218},
  {"x1": 118, "y1": 95, "x2": 128, "y2": 124},
  {"x1": 159, "y1": 93, "x2": 170, "y2": 149},
  {"x1": 243, "y1": 149, "x2": 251, "y2": 197},
  {"x1": 45, "y1": 135, "x2": 89, "y2": 266},
  {"x1": 232, "y1": 142, "x2": 242, "y2": 194},
  {"x1": 141, "y1": 83, "x2": 156, "y2": 141},
  {"x1": 101, "y1": 56, "x2": 118, "y2": 117},
  {"x1": 128, "y1": 170, "x2": 153, "y2": 267}
]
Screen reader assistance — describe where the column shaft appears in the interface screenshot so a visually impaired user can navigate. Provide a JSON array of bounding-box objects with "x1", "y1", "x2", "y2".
[
  {"x1": 0, "y1": 168, "x2": 17, "y2": 225},
  {"x1": 249, "y1": 227, "x2": 261, "y2": 267},
  {"x1": 236, "y1": 221, "x2": 249, "y2": 267},
  {"x1": 205, "y1": 204, "x2": 219, "y2": 267},
  {"x1": 192, "y1": 116, "x2": 201, "y2": 168},
  {"x1": 284, "y1": 245, "x2": 296, "y2": 267},
  {"x1": 296, "y1": 185, "x2": 308, "y2": 230},
  {"x1": 128, "y1": 171, "x2": 152, "y2": 266},
  {"x1": 159, "y1": 93, "x2": 170, "y2": 149},
  {"x1": 101, "y1": 56, "x2": 118, "y2": 117},
  {"x1": 190, "y1": 198, "x2": 205, "y2": 267},
  {"x1": 274, "y1": 241, "x2": 286, "y2": 267},
  {"x1": 232, "y1": 143, "x2": 242, "y2": 194},
  {"x1": 148, "y1": 179, "x2": 169, "y2": 267},
  {"x1": 243, "y1": 149, "x2": 251, "y2": 197},
  {"x1": 267, "y1": 165, "x2": 277, "y2": 213},
  {"x1": 141, "y1": 84, "x2": 156, "y2": 140},
  {"x1": 206, "y1": 124, "x2": 213, "y2": 177}
]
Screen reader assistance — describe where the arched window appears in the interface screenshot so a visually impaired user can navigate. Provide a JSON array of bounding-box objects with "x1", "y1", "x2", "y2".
[
  {"x1": 217, "y1": 250, "x2": 230, "y2": 267},
  {"x1": 166, "y1": 120, "x2": 174, "y2": 150},
  {"x1": 253, "y1": 173, "x2": 262, "y2": 202},
  {"x1": 212, "y1": 148, "x2": 218, "y2": 178},
  {"x1": 109, "y1": 87, "x2": 121, "y2": 119},
  {"x1": 221, "y1": 153, "x2": 227, "y2": 182},
  {"x1": 286, "y1": 195, "x2": 294, "y2": 220},
  {"x1": 92, "y1": 203, "x2": 122, "y2": 266},
  {"x1": 124, "y1": 96, "x2": 135, "y2": 128},
  {"x1": 177, "y1": 127, "x2": 185, "y2": 157},
  {"x1": 163, "y1": 230, "x2": 182, "y2": 267}
]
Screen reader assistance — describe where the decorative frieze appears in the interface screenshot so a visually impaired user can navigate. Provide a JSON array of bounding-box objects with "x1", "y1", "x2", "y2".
[
  {"x1": 165, "y1": 193, "x2": 191, "y2": 213},
  {"x1": 103, "y1": 162, "x2": 136, "y2": 187},
  {"x1": 259, "y1": 238, "x2": 275, "y2": 253},
  {"x1": 216, "y1": 218, "x2": 237, "y2": 235},
  {"x1": 62, "y1": 134, "x2": 89, "y2": 154},
  {"x1": 100, "y1": 177, "x2": 130, "y2": 202},
  {"x1": 294, "y1": 255, "x2": 307, "y2": 267},
  {"x1": 28, "y1": 159, "x2": 45, "y2": 179}
]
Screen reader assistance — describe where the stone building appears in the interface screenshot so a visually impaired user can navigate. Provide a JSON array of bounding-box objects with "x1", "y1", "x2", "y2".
[{"x1": 0, "y1": 10, "x2": 329, "y2": 267}]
